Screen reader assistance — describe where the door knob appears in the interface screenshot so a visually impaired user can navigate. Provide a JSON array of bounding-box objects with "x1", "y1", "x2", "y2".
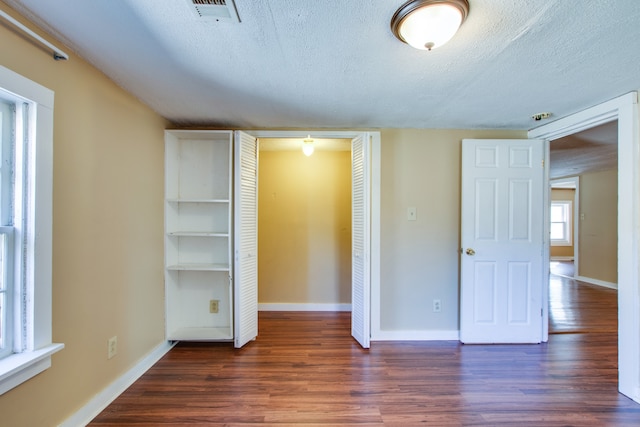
[{"x1": 465, "y1": 248, "x2": 475, "y2": 256}]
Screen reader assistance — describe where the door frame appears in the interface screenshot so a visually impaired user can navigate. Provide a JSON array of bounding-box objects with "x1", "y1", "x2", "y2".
[
  {"x1": 247, "y1": 130, "x2": 381, "y2": 343},
  {"x1": 529, "y1": 92, "x2": 640, "y2": 403}
]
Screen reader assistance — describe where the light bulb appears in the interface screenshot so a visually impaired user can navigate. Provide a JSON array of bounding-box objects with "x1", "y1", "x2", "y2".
[{"x1": 302, "y1": 135, "x2": 314, "y2": 156}]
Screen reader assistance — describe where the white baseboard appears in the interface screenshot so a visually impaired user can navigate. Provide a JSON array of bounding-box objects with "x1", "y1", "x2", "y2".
[
  {"x1": 372, "y1": 329, "x2": 459, "y2": 341},
  {"x1": 575, "y1": 275, "x2": 618, "y2": 290},
  {"x1": 550, "y1": 256, "x2": 574, "y2": 261},
  {"x1": 59, "y1": 341, "x2": 175, "y2": 427},
  {"x1": 259, "y1": 303, "x2": 351, "y2": 312}
]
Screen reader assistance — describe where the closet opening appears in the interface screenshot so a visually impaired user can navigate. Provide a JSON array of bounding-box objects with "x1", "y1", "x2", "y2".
[
  {"x1": 247, "y1": 130, "x2": 380, "y2": 349},
  {"x1": 257, "y1": 138, "x2": 353, "y2": 313}
]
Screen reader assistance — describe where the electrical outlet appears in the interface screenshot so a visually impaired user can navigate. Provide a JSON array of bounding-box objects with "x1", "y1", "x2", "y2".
[
  {"x1": 433, "y1": 299, "x2": 441, "y2": 313},
  {"x1": 108, "y1": 336, "x2": 117, "y2": 359},
  {"x1": 209, "y1": 299, "x2": 219, "y2": 313}
]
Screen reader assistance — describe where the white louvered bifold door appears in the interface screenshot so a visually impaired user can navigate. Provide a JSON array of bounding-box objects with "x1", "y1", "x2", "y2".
[
  {"x1": 233, "y1": 131, "x2": 258, "y2": 348},
  {"x1": 351, "y1": 133, "x2": 371, "y2": 349}
]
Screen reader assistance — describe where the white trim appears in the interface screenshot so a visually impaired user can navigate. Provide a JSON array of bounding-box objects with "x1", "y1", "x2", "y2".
[
  {"x1": 573, "y1": 176, "x2": 580, "y2": 276},
  {"x1": 550, "y1": 256, "x2": 574, "y2": 261},
  {"x1": 0, "y1": 343, "x2": 63, "y2": 395},
  {"x1": 615, "y1": 98, "x2": 640, "y2": 402},
  {"x1": 0, "y1": 65, "x2": 53, "y2": 108},
  {"x1": 258, "y1": 303, "x2": 351, "y2": 312},
  {"x1": 250, "y1": 130, "x2": 373, "y2": 139},
  {"x1": 542, "y1": 140, "x2": 550, "y2": 342},
  {"x1": 0, "y1": 65, "x2": 59, "y2": 394},
  {"x1": 529, "y1": 91, "x2": 640, "y2": 404},
  {"x1": 59, "y1": 341, "x2": 175, "y2": 427},
  {"x1": 250, "y1": 130, "x2": 380, "y2": 344},
  {"x1": 373, "y1": 330, "x2": 459, "y2": 341},
  {"x1": 550, "y1": 178, "x2": 578, "y2": 189},
  {"x1": 370, "y1": 133, "x2": 381, "y2": 342},
  {"x1": 529, "y1": 92, "x2": 636, "y2": 140},
  {"x1": 574, "y1": 276, "x2": 618, "y2": 290}
]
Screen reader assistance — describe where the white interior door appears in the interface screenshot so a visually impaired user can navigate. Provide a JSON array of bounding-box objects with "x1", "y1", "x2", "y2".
[
  {"x1": 460, "y1": 139, "x2": 545, "y2": 343},
  {"x1": 351, "y1": 133, "x2": 371, "y2": 348},
  {"x1": 233, "y1": 131, "x2": 258, "y2": 348}
]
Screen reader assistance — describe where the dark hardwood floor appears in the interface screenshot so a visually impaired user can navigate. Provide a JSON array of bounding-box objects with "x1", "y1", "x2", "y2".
[
  {"x1": 549, "y1": 262, "x2": 618, "y2": 334},
  {"x1": 549, "y1": 260, "x2": 575, "y2": 278},
  {"x1": 91, "y1": 275, "x2": 637, "y2": 426}
]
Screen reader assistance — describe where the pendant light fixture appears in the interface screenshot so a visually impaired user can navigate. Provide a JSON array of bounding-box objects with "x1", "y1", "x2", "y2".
[
  {"x1": 390, "y1": 0, "x2": 469, "y2": 51},
  {"x1": 302, "y1": 135, "x2": 314, "y2": 156}
]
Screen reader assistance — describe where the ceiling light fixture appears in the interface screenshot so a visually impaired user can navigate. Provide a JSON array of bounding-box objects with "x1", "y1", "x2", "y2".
[
  {"x1": 390, "y1": 0, "x2": 469, "y2": 51},
  {"x1": 302, "y1": 135, "x2": 314, "y2": 156}
]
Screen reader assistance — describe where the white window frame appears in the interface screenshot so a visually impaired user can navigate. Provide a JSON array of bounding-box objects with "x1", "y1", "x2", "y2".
[
  {"x1": 0, "y1": 98, "x2": 15, "y2": 360},
  {"x1": 550, "y1": 200, "x2": 572, "y2": 246},
  {"x1": 0, "y1": 65, "x2": 63, "y2": 395}
]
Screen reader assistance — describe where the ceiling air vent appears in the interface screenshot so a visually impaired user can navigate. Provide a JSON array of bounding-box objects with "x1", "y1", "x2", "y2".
[{"x1": 188, "y1": 0, "x2": 240, "y2": 22}]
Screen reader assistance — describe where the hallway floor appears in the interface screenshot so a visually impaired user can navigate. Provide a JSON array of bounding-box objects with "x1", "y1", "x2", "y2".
[{"x1": 549, "y1": 262, "x2": 617, "y2": 334}]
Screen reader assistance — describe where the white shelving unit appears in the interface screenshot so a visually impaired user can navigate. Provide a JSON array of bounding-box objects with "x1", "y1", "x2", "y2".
[{"x1": 164, "y1": 130, "x2": 233, "y2": 341}]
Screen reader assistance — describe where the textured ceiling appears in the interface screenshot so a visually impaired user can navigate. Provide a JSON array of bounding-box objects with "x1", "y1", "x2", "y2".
[
  {"x1": 549, "y1": 120, "x2": 618, "y2": 179},
  {"x1": 4, "y1": 0, "x2": 640, "y2": 131}
]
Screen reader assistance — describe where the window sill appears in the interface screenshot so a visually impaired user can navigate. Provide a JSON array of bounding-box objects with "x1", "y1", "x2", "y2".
[{"x1": 0, "y1": 343, "x2": 64, "y2": 395}]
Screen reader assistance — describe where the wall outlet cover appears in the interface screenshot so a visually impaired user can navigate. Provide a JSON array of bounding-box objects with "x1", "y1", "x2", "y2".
[
  {"x1": 210, "y1": 299, "x2": 219, "y2": 313},
  {"x1": 108, "y1": 336, "x2": 117, "y2": 359}
]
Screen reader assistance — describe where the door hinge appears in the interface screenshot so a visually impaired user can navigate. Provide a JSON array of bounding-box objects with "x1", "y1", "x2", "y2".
[
  {"x1": 541, "y1": 159, "x2": 545, "y2": 168},
  {"x1": 541, "y1": 308, "x2": 544, "y2": 317}
]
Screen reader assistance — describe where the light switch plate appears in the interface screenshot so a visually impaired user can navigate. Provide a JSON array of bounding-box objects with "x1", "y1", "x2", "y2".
[{"x1": 408, "y1": 207, "x2": 417, "y2": 221}]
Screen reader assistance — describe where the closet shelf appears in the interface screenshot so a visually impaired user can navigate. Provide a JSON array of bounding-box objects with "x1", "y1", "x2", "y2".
[
  {"x1": 167, "y1": 263, "x2": 230, "y2": 272},
  {"x1": 167, "y1": 327, "x2": 233, "y2": 341},
  {"x1": 166, "y1": 198, "x2": 230, "y2": 204},
  {"x1": 167, "y1": 231, "x2": 229, "y2": 237}
]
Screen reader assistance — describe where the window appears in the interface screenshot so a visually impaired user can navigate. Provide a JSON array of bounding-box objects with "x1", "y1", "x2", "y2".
[
  {"x1": 550, "y1": 201, "x2": 572, "y2": 246},
  {"x1": 0, "y1": 66, "x2": 63, "y2": 395}
]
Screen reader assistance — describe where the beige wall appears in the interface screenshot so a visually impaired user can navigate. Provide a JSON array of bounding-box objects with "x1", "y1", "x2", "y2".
[
  {"x1": 0, "y1": 3, "x2": 167, "y2": 426},
  {"x1": 550, "y1": 188, "x2": 576, "y2": 259},
  {"x1": 579, "y1": 169, "x2": 618, "y2": 283},
  {"x1": 0, "y1": 4, "x2": 565, "y2": 423},
  {"x1": 258, "y1": 149, "x2": 351, "y2": 305},
  {"x1": 379, "y1": 129, "x2": 526, "y2": 332}
]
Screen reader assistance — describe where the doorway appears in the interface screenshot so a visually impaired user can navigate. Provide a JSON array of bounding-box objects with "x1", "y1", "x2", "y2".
[
  {"x1": 530, "y1": 92, "x2": 639, "y2": 403},
  {"x1": 548, "y1": 123, "x2": 618, "y2": 335},
  {"x1": 257, "y1": 138, "x2": 353, "y2": 311},
  {"x1": 246, "y1": 130, "x2": 381, "y2": 348}
]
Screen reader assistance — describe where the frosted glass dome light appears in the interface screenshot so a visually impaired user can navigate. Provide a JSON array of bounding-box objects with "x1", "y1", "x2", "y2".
[{"x1": 391, "y1": 0, "x2": 469, "y2": 51}]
